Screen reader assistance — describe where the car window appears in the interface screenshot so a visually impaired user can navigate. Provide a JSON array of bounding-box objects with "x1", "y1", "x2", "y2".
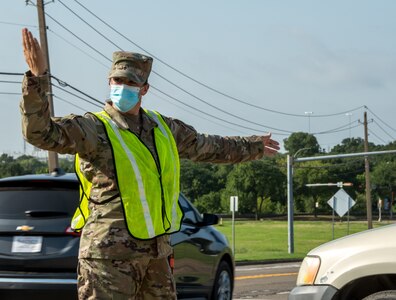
[
  {"x1": 0, "y1": 188, "x2": 79, "y2": 218},
  {"x1": 179, "y1": 194, "x2": 203, "y2": 224}
]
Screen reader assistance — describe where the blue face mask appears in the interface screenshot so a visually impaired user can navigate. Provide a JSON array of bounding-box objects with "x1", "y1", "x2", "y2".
[{"x1": 110, "y1": 84, "x2": 141, "y2": 112}]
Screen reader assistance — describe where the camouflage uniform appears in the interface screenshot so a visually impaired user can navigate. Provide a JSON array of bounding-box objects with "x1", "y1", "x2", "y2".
[{"x1": 20, "y1": 52, "x2": 266, "y2": 299}]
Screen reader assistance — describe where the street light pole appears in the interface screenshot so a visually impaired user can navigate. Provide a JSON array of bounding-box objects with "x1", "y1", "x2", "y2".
[{"x1": 304, "y1": 111, "x2": 313, "y2": 133}]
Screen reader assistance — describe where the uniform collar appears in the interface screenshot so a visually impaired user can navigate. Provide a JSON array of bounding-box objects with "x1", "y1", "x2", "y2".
[{"x1": 104, "y1": 100, "x2": 158, "y2": 132}]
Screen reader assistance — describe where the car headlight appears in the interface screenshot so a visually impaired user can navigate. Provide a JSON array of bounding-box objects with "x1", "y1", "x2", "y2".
[{"x1": 296, "y1": 255, "x2": 321, "y2": 286}]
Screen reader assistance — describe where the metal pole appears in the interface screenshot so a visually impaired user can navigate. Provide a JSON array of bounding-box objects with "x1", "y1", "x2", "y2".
[
  {"x1": 304, "y1": 111, "x2": 313, "y2": 133},
  {"x1": 363, "y1": 112, "x2": 372, "y2": 229},
  {"x1": 37, "y1": 0, "x2": 59, "y2": 172},
  {"x1": 294, "y1": 150, "x2": 396, "y2": 163},
  {"x1": 232, "y1": 206, "x2": 235, "y2": 255},
  {"x1": 347, "y1": 197, "x2": 350, "y2": 235},
  {"x1": 332, "y1": 197, "x2": 335, "y2": 240},
  {"x1": 287, "y1": 155, "x2": 294, "y2": 254}
]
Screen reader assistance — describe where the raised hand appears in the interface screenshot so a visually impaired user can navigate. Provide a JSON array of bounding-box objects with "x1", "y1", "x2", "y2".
[{"x1": 22, "y1": 28, "x2": 47, "y2": 76}]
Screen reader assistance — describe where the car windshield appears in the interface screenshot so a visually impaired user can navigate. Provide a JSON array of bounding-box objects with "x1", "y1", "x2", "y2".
[{"x1": 0, "y1": 188, "x2": 79, "y2": 218}]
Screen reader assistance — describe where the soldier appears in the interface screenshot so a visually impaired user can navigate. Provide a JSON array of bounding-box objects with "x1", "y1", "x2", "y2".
[{"x1": 21, "y1": 28, "x2": 279, "y2": 299}]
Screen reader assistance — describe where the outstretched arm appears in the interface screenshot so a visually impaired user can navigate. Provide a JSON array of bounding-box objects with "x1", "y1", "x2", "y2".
[{"x1": 161, "y1": 115, "x2": 280, "y2": 163}]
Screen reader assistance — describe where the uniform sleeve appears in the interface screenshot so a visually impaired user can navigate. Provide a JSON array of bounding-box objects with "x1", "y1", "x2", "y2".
[
  {"x1": 162, "y1": 115, "x2": 265, "y2": 163},
  {"x1": 19, "y1": 71, "x2": 98, "y2": 156}
]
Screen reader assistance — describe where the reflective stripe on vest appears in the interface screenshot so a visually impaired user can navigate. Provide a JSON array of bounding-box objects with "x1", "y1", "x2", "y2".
[
  {"x1": 145, "y1": 110, "x2": 180, "y2": 232},
  {"x1": 71, "y1": 154, "x2": 91, "y2": 231},
  {"x1": 71, "y1": 110, "x2": 182, "y2": 239}
]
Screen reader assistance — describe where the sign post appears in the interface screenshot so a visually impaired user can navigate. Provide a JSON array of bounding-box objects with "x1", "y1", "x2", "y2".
[
  {"x1": 230, "y1": 196, "x2": 238, "y2": 255},
  {"x1": 327, "y1": 188, "x2": 356, "y2": 239}
]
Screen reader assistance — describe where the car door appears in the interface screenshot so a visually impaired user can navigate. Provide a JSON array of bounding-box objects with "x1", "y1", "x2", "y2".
[{"x1": 171, "y1": 194, "x2": 218, "y2": 297}]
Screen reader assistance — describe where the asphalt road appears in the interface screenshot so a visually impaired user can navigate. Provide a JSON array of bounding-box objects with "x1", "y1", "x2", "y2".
[{"x1": 233, "y1": 261, "x2": 301, "y2": 300}]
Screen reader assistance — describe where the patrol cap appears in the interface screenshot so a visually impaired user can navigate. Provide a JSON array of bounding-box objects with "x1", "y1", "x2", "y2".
[{"x1": 108, "y1": 51, "x2": 153, "y2": 84}]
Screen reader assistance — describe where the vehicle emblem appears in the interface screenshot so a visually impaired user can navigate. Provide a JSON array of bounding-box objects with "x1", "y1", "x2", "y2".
[{"x1": 16, "y1": 225, "x2": 34, "y2": 231}]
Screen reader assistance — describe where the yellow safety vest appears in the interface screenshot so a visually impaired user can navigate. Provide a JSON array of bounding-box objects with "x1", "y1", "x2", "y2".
[{"x1": 71, "y1": 110, "x2": 183, "y2": 240}]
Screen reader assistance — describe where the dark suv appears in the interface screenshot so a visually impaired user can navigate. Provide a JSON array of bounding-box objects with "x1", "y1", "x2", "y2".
[{"x1": 0, "y1": 172, "x2": 234, "y2": 300}]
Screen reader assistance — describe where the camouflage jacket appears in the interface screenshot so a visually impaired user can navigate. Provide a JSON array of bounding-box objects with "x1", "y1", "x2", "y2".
[{"x1": 20, "y1": 72, "x2": 265, "y2": 259}]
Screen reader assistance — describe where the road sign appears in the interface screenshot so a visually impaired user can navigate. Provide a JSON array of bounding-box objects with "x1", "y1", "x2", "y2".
[
  {"x1": 327, "y1": 188, "x2": 356, "y2": 217},
  {"x1": 230, "y1": 196, "x2": 238, "y2": 212}
]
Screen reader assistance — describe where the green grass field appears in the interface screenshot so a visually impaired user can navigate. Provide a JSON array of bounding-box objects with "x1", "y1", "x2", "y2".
[{"x1": 215, "y1": 218, "x2": 395, "y2": 262}]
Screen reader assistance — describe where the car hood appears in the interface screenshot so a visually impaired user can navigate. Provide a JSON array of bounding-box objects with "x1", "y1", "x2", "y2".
[
  {"x1": 308, "y1": 223, "x2": 396, "y2": 256},
  {"x1": 308, "y1": 223, "x2": 396, "y2": 288}
]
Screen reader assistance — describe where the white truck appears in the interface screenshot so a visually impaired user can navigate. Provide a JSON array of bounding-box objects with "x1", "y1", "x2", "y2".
[{"x1": 289, "y1": 223, "x2": 396, "y2": 300}]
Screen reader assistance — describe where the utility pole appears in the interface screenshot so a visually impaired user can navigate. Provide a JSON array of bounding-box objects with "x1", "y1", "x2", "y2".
[
  {"x1": 37, "y1": 0, "x2": 59, "y2": 172},
  {"x1": 363, "y1": 111, "x2": 373, "y2": 229}
]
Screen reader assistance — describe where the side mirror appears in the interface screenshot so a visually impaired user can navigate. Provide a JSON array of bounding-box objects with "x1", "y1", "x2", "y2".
[{"x1": 201, "y1": 213, "x2": 219, "y2": 226}]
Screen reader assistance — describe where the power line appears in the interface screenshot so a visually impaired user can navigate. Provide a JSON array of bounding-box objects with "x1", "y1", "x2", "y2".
[
  {"x1": 0, "y1": 72, "x2": 367, "y2": 138},
  {"x1": 0, "y1": 80, "x2": 22, "y2": 84},
  {"x1": 47, "y1": 28, "x2": 108, "y2": 69},
  {"x1": 51, "y1": 82, "x2": 102, "y2": 109},
  {"x1": 0, "y1": 20, "x2": 37, "y2": 28},
  {"x1": 0, "y1": 72, "x2": 25, "y2": 76},
  {"x1": 366, "y1": 106, "x2": 396, "y2": 134},
  {"x1": 57, "y1": 0, "x2": 123, "y2": 52},
  {"x1": 23, "y1": 4, "x2": 392, "y2": 141},
  {"x1": 149, "y1": 90, "x2": 250, "y2": 135},
  {"x1": 0, "y1": 92, "x2": 20, "y2": 95},
  {"x1": 51, "y1": 75, "x2": 103, "y2": 105},
  {"x1": 151, "y1": 86, "x2": 288, "y2": 135},
  {"x1": 45, "y1": 4, "x2": 377, "y2": 135},
  {"x1": 0, "y1": 72, "x2": 101, "y2": 111},
  {"x1": 314, "y1": 119, "x2": 358, "y2": 135},
  {"x1": 71, "y1": 0, "x2": 365, "y2": 119},
  {"x1": 42, "y1": 11, "x2": 295, "y2": 133},
  {"x1": 372, "y1": 120, "x2": 395, "y2": 141},
  {"x1": 368, "y1": 128, "x2": 388, "y2": 144},
  {"x1": 0, "y1": 71, "x2": 101, "y2": 110},
  {"x1": 44, "y1": 11, "x2": 111, "y2": 62},
  {"x1": 53, "y1": 94, "x2": 89, "y2": 112},
  {"x1": 316, "y1": 123, "x2": 361, "y2": 135},
  {"x1": 0, "y1": 72, "x2": 281, "y2": 137},
  {"x1": 49, "y1": 6, "x2": 360, "y2": 135}
]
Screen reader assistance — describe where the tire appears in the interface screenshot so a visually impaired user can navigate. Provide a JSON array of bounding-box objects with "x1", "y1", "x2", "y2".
[
  {"x1": 211, "y1": 261, "x2": 233, "y2": 300},
  {"x1": 362, "y1": 290, "x2": 396, "y2": 300}
]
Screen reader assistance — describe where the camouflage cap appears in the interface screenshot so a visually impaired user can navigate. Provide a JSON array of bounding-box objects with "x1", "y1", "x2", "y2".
[{"x1": 108, "y1": 51, "x2": 153, "y2": 84}]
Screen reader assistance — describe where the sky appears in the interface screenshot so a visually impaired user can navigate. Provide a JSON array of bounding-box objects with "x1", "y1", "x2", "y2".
[{"x1": 1, "y1": 0, "x2": 396, "y2": 157}]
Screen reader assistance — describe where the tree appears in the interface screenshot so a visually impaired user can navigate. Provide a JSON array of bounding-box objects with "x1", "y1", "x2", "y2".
[
  {"x1": 0, "y1": 154, "x2": 74, "y2": 178},
  {"x1": 224, "y1": 158, "x2": 286, "y2": 218},
  {"x1": 180, "y1": 159, "x2": 222, "y2": 202},
  {"x1": 330, "y1": 137, "x2": 366, "y2": 154},
  {"x1": 371, "y1": 160, "x2": 396, "y2": 198},
  {"x1": 16, "y1": 155, "x2": 47, "y2": 174},
  {"x1": 283, "y1": 132, "x2": 320, "y2": 157},
  {"x1": 194, "y1": 191, "x2": 223, "y2": 213},
  {"x1": 293, "y1": 160, "x2": 332, "y2": 214},
  {"x1": 0, "y1": 154, "x2": 25, "y2": 177}
]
